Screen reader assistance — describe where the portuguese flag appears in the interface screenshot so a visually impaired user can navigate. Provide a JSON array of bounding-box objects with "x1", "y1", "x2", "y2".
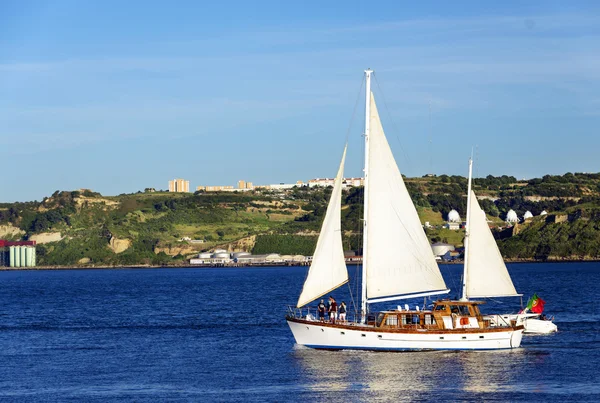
[{"x1": 527, "y1": 293, "x2": 546, "y2": 314}]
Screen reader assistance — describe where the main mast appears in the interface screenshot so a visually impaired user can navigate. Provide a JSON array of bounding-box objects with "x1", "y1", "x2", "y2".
[
  {"x1": 361, "y1": 69, "x2": 373, "y2": 322},
  {"x1": 461, "y1": 157, "x2": 473, "y2": 301}
]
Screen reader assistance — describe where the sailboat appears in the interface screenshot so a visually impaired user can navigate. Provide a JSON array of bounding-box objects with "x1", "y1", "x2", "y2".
[
  {"x1": 462, "y1": 160, "x2": 558, "y2": 334},
  {"x1": 286, "y1": 69, "x2": 524, "y2": 351}
]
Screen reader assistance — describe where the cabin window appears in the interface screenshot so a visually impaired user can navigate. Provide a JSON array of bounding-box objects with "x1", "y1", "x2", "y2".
[
  {"x1": 459, "y1": 305, "x2": 470, "y2": 315},
  {"x1": 376, "y1": 313, "x2": 385, "y2": 327},
  {"x1": 402, "y1": 314, "x2": 420, "y2": 325},
  {"x1": 424, "y1": 314, "x2": 435, "y2": 325},
  {"x1": 435, "y1": 305, "x2": 447, "y2": 311},
  {"x1": 386, "y1": 315, "x2": 398, "y2": 326}
]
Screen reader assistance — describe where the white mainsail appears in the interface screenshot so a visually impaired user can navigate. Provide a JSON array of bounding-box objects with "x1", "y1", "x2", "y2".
[
  {"x1": 364, "y1": 93, "x2": 448, "y2": 302},
  {"x1": 464, "y1": 190, "x2": 519, "y2": 298},
  {"x1": 296, "y1": 146, "x2": 349, "y2": 308}
]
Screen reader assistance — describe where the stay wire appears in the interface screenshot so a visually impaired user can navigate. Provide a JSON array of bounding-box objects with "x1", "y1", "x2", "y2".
[
  {"x1": 372, "y1": 72, "x2": 412, "y2": 171},
  {"x1": 345, "y1": 76, "x2": 365, "y2": 144}
]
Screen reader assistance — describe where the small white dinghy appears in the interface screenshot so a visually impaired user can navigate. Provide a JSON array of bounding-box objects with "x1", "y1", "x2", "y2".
[{"x1": 484, "y1": 312, "x2": 557, "y2": 334}]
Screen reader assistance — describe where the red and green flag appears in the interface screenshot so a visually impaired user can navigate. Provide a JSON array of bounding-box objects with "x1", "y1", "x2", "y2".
[{"x1": 527, "y1": 293, "x2": 546, "y2": 314}]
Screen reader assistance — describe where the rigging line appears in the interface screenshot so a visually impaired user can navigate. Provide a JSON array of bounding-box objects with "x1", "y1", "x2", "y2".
[
  {"x1": 485, "y1": 297, "x2": 510, "y2": 304},
  {"x1": 443, "y1": 262, "x2": 460, "y2": 299},
  {"x1": 372, "y1": 72, "x2": 412, "y2": 171},
  {"x1": 346, "y1": 280, "x2": 359, "y2": 320},
  {"x1": 345, "y1": 75, "x2": 365, "y2": 144}
]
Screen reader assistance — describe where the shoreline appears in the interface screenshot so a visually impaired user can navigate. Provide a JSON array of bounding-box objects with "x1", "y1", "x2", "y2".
[{"x1": 2, "y1": 258, "x2": 600, "y2": 271}]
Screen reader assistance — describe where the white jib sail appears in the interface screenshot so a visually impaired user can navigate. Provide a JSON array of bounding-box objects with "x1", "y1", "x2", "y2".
[
  {"x1": 465, "y1": 190, "x2": 519, "y2": 298},
  {"x1": 297, "y1": 145, "x2": 349, "y2": 308},
  {"x1": 365, "y1": 93, "x2": 448, "y2": 301}
]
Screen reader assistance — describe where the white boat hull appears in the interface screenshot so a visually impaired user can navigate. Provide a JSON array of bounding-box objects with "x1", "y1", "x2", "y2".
[
  {"x1": 287, "y1": 318, "x2": 523, "y2": 351},
  {"x1": 485, "y1": 314, "x2": 558, "y2": 334},
  {"x1": 522, "y1": 318, "x2": 558, "y2": 334}
]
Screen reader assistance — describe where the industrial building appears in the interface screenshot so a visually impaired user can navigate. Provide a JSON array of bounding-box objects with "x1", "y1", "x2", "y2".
[
  {"x1": 189, "y1": 250, "x2": 308, "y2": 266},
  {"x1": 0, "y1": 240, "x2": 37, "y2": 268}
]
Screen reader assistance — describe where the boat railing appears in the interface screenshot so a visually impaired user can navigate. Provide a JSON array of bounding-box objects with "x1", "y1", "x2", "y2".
[
  {"x1": 483, "y1": 313, "x2": 518, "y2": 328},
  {"x1": 286, "y1": 305, "x2": 360, "y2": 324}
]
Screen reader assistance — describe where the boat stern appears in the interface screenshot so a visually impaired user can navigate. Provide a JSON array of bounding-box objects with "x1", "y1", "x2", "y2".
[{"x1": 510, "y1": 327, "x2": 525, "y2": 348}]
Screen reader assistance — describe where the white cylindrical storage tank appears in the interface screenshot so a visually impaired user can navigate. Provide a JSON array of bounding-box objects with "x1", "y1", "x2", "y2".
[
  {"x1": 506, "y1": 209, "x2": 518, "y2": 223},
  {"x1": 198, "y1": 252, "x2": 212, "y2": 259},
  {"x1": 32, "y1": 247, "x2": 37, "y2": 267},
  {"x1": 24, "y1": 247, "x2": 31, "y2": 267},
  {"x1": 447, "y1": 209, "x2": 461, "y2": 223},
  {"x1": 523, "y1": 211, "x2": 533, "y2": 220},
  {"x1": 26, "y1": 247, "x2": 35, "y2": 267},
  {"x1": 213, "y1": 249, "x2": 227, "y2": 254},
  {"x1": 431, "y1": 242, "x2": 455, "y2": 257},
  {"x1": 20, "y1": 246, "x2": 26, "y2": 267},
  {"x1": 212, "y1": 252, "x2": 230, "y2": 259},
  {"x1": 232, "y1": 252, "x2": 251, "y2": 259},
  {"x1": 9, "y1": 246, "x2": 15, "y2": 267},
  {"x1": 540, "y1": 210, "x2": 548, "y2": 216},
  {"x1": 14, "y1": 246, "x2": 21, "y2": 267}
]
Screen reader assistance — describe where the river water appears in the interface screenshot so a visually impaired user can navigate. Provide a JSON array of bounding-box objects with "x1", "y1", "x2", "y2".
[{"x1": 0, "y1": 262, "x2": 598, "y2": 401}]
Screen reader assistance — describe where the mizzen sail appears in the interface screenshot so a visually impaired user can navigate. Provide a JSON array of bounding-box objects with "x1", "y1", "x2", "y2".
[
  {"x1": 297, "y1": 146, "x2": 349, "y2": 308},
  {"x1": 364, "y1": 94, "x2": 448, "y2": 302},
  {"x1": 465, "y1": 190, "x2": 519, "y2": 298}
]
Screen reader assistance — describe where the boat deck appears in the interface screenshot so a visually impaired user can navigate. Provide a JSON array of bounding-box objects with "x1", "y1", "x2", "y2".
[{"x1": 288, "y1": 300, "x2": 521, "y2": 333}]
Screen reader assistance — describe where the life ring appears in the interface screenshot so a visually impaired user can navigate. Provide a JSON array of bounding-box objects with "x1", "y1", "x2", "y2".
[{"x1": 460, "y1": 317, "x2": 469, "y2": 326}]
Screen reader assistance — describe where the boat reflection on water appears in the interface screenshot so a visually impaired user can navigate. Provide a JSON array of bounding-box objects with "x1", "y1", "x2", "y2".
[
  {"x1": 292, "y1": 345, "x2": 355, "y2": 394},
  {"x1": 292, "y1": 347, "x2": 530, "y2": 400},
  {"x1": 458, "y1": 349, "x2": 527, "y2": 394}
]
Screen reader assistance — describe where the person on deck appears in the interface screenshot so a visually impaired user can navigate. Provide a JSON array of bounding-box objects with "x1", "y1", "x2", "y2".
[
  {"x1": 339, "y1": 301, "x2": 347, "y2": 323},
  {"x1": 328, "y1": 296, "x2": 338, "y2": 323},
  {"x1": 317, "y1": 299, "x2": 326, "y2": 322}
]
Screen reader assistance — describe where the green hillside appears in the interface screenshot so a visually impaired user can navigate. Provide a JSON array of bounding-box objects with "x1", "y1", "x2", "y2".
[{"x1": 1, "y1": 171, "x2": 600, "y2": 266}]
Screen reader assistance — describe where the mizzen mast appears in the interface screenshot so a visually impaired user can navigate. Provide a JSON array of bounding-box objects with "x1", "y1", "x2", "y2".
[{"x1": 461, "y1": 156, "x2": 473, "y2": 301}]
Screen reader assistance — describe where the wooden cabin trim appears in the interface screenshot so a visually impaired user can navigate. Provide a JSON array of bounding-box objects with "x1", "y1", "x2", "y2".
[{"x1": 286, "y1": 316, "x2": 524, "y2": 334}]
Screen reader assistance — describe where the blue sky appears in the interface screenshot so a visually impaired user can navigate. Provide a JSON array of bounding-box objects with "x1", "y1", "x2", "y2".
[{"x1": 2, "y1": 1, "x2": 600, "y2": 201}]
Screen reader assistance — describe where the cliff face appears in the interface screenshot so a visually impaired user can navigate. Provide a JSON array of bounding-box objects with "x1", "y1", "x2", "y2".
[
  {"x1": 109, "y1": 237, "x2": 131, "y2": 254},
  {"x1": 221, "y1": 235, "x2": 257, "y2": 252},
  {"x1": 154, "y1": 244, "x2": 199, "y2": 257},
  {"x1": 0, "y1": 224, "x2": 25, "y2": 239},
  {"x1": 30, "y1": 232, "x2": 63, "y2": 244}
]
